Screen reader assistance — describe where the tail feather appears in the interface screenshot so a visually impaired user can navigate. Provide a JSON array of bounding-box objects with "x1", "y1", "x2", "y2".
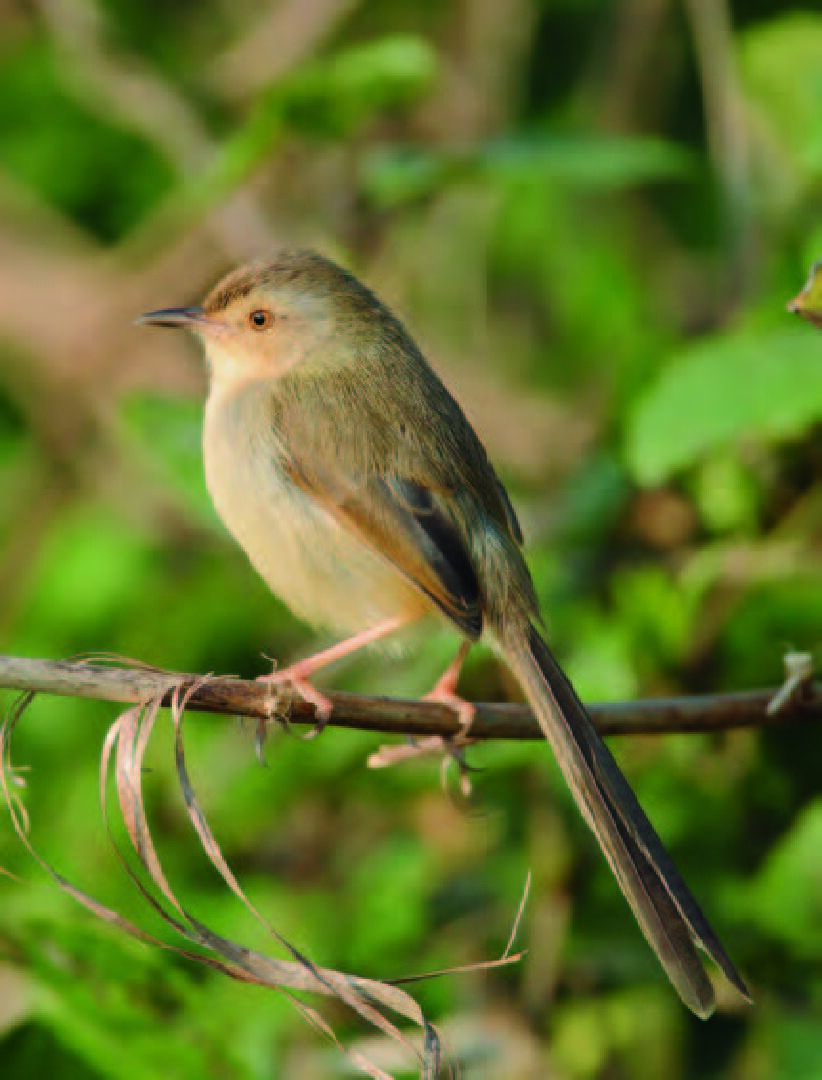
[{"x1": 501, "y1": 624, "x2": 750, "y2": 1017}]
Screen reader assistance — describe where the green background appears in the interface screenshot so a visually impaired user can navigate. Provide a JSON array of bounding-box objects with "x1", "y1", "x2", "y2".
[{"x1": 1, "y1": 1, "x2": 821, "y2": 1076}]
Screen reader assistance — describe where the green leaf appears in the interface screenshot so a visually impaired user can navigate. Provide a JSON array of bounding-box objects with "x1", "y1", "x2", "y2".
[
  {"x1": 0, "y1": 39, "x2": 172, "y2": 239},
  {"x1": 185, "y1": 35, "x2": 437, "y2": 214},
  {"x1": 740, "y1": 14, "x2": 822, "y2": 186},
  {"x1": 121, "y1": 393, "x2": 213, "y2": 522},
  {"x1": 743, "y1": 800, "x2": 822, "y2": 956},
  {"x1": 277, "y1": 34, "x2": 438, "y2": 138},
  {"x1": 479, "y1": 134, "x2": 691, "y2": 189},
  {"x1": 625, "y1": 329, "x2": 822, "y2": 484},
  {"x1": 690, "y1": 453, "x2": 761, "y2": 534},
  {"x1": 363, "y1": 134, "x2": 691, "y2": 209},
  {"x1": 759, "y1": 1013, "x2": 822, "y2": 1080}
]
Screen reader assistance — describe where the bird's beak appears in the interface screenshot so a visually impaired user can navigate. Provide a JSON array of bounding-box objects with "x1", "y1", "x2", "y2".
[{"x1": 136, "y1": 306, "x2": 212, "y2": 330}]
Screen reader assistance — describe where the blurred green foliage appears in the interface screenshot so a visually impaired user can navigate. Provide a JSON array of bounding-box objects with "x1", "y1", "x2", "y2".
[{"x1": 1, "y1": 1, "x2": 821, "y2": 1077}]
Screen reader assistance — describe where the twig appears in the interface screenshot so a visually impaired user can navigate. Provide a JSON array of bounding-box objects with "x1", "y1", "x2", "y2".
[
  {"x1": 213, "y1": 0, "x2": 359, "y2": 99},
  {"x1": 0, "y1": 654, "x2": 818, "y2": 740},
  {"x1": 684, "y1": 0, "x2": 753, "y2": 299}
]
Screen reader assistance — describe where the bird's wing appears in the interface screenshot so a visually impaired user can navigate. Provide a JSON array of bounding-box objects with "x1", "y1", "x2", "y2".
[
  {"x1": 287, "y1": 446, "x2": 483, "y2": 639},
  {"x1": 269, "y1": 369, "x2": 493, "y2": 638}
]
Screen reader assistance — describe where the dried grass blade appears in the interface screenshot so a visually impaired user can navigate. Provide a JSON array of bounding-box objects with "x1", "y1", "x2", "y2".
[
  {"x1": 391, "y1": 872, "x2": 530, "y2": 987},
  {"x1": 2, "y1": 691, "x2": 260, "y2": 979},
  {"x1": 113, "y1": 699, "x2": 442, "y2": 1076},
  {"x1": 112, "y1": 696, "x2": 187, "y2": 916},
  {"x1": 276, "y1": 991, "x2": 395, "y2": 1080},
  {"x1": 3, "y1": 682, "x2": 443, "y2": 1077},
  {"x1": 503, "y1": 870, "x2": 532, "y2": 961},
  {"x1": 167, "y1": 681, "x2": 439, "y2": 1069}
]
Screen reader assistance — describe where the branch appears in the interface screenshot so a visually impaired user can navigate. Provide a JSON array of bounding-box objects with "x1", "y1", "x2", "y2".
[{"x1": 0, "y1": 654, "x2": 819, "y2": 740}]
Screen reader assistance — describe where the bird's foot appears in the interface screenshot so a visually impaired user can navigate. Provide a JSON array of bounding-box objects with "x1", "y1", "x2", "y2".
[
  {"x1": 421, "y1": 679, "x2": 476, "y2": 738},
  {"x1": 257, "y1": 662, "x2": 334, "y2": 745},
  {"x1": 252, "y1": 617, "x2": 410, "y2": 756},
  {"x1": 368, "y1": 732, "x2": 479, "y2": 799},
  {"x1": 368, "y1": 657, "x2": 478, "y2": 797}
]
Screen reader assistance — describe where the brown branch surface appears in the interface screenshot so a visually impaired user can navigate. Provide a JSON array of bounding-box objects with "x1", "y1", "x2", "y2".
[{"x1": 0, "y1": 654, "x2": 819, "y2": 739}]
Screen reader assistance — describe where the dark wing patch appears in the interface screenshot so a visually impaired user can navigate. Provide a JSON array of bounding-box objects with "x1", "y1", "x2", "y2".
[{"x1": 385, "y1": 478, "x2": 482, "y2": 638}]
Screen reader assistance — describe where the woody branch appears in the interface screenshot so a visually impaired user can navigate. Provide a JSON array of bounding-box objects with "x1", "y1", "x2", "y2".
[{"x1": 0, "y1": 654, "x2": 818, "y2": 740}]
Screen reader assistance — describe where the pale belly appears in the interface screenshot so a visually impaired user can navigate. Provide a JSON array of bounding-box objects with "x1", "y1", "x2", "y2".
[{"x1": 203, "y1": 384, "x2": 430, "y2": 637}]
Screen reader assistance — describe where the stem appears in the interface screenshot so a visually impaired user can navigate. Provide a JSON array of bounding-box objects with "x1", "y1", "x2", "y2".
[{"x1": 0, "y1": 654, "x2": 818, "y2": 740}]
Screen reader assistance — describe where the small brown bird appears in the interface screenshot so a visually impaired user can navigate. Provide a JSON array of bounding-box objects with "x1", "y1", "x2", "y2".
[{"x1": 139, "y1": 250, "x2": 750, "y2": 1017}]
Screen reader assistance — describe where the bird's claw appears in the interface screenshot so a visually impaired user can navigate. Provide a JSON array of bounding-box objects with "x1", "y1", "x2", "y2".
[
  {"x1": 368, "y1": 688, "x2": 478, "y2": 797},
  {"x1": 256, "y1": 668, "x2": 334, "y2": 744}
]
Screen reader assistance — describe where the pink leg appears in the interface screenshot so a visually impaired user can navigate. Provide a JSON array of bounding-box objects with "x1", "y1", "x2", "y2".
[
  {"x1": 422, "y1": 640, "x2": 475, "y2": 733},
  {"x1": 369, "y1": 641, "x2": 477, "y2": 784},
  {"x1": 259, "y1": 615, "x2": 408, "y2": 724}
]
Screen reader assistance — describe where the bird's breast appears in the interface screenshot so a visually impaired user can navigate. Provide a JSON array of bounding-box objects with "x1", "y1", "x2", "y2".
[{"x1": 202, "y1": 380, "x2": 429, "y2": 637}]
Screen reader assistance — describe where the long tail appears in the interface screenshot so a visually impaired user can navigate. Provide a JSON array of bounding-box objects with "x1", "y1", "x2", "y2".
[{"x1": 500, "y1": 623, "x2": 751, "y2": 1017}]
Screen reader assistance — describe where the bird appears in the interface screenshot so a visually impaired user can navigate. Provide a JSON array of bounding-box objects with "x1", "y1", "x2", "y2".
[{"x1": 138, "y1": 249, "x2": 750, "y2": 1017}]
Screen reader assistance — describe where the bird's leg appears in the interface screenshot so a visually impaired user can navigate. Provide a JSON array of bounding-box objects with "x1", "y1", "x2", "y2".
[
  {"x1": 421, "y1": 640, "x2": 475, "y2": 734},
  {"x1": 258, "y1": 615, "x2": 407, "y2": 734},
  {"x1": 368, "y1": 641, "x2": 479, "y2": 795}
]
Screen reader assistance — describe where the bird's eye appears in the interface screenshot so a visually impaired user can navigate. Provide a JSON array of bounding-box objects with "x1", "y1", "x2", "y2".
[{"x1": 248, "y1": 309, "x2": 274, "y2": 330}]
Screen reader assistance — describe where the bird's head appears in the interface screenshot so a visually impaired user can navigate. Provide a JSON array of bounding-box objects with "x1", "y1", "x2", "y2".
[{"x1": 138, "y1": 250, "x2": 388, "y2": 383}]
